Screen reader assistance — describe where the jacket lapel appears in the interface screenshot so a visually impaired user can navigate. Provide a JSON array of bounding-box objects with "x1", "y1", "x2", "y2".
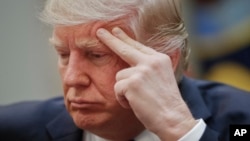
[
  {"x1": 179, "y1": 76, "x2": 211, "y2": 120},
  {"x1": 46, "y1": 110, "x2": 82, "y2": 141}
]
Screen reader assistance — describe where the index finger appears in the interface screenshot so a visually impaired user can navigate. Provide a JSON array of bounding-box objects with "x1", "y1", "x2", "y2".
[{"x1": 96, "y1": 28, "x2": 144, "y2": 66}]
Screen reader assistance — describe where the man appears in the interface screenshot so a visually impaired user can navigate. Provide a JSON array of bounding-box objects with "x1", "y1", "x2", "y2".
[{"x1": 1, "y1": 0, "x2": 250, "y2": 141}]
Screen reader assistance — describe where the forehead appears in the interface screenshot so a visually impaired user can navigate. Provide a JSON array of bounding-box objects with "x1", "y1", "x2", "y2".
[{"x1": 53, "y1": 19, "x2": 128, "y2": 41}]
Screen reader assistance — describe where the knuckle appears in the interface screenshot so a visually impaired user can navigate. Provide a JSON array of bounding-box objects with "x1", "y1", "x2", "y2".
[
  {"x1": 148, "y1": 54, "x2": 171, "y2": 69},
  {"x1": 115, "y1": 71, "x2": 121, "y2": 81},
  {"x1": 138, "y1": 65, "x2": 151, "y2": 75},
  {"x1": 114, "y1": 82, "x2": 125, "y2": 96},
  {"x1": 160, "y1": 54, "x2": 171, "y2": 62},
  {"x1": 128, "y1": 73, "x2": 143, "y2": 88},
  {"x1": 148, "y1": 59, "x2": 161, "y2": 70},
  {"x1": 119, "y1": 47, "x2": 128, "y2": 56}
]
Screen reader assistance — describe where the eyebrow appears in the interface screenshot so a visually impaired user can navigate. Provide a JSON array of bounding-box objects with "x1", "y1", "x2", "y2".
[
  {"x1": 49, "y1": 37, "x2": 102, "y2": 49},
  {"x1": 75, "y1": 38, "x2": 102, "y2": 49},
  {"x1": 49, "y1": 37, "x2": 66, "y2": 47}
]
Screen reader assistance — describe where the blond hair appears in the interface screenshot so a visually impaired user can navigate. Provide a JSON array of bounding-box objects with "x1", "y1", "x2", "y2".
[{"x1": 41, "y1": 0, "x2": 190, "y2": 82}]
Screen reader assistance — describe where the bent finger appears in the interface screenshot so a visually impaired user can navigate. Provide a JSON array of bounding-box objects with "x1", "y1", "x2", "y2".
[
  {"x1": 116, "y1": 67, "x2": 137, "y2": 81},
  {"x1": 114, "y1": 80, "x2": 131, "y2": 109}
]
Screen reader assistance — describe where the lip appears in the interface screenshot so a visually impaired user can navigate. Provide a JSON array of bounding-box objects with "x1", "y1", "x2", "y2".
[{"x1": 69, "y1": 98, "x2": 101, "y2": 109}]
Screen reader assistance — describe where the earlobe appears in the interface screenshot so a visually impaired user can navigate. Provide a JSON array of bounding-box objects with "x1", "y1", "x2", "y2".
[{"x1": 169, "y1": 49, "x2": 181, "y2": 71}]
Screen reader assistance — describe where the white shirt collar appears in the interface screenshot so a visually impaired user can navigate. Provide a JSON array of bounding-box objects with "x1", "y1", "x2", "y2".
[{"x1": 83, "y1": 130, "x2": 161, "y2": 141}]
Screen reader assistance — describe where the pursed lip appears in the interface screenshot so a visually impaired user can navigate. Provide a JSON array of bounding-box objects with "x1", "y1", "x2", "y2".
[{"x1": 69, "y1": 98, "x2": 101, "y2": 109}]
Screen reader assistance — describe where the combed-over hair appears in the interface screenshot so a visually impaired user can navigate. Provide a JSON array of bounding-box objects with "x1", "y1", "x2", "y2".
[{"x1": 41, "y1": 0, "x2": 190, "y2": 82}]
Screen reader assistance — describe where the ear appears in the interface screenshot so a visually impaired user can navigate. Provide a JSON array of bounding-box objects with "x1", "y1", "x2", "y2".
[{"x1": 169, "y1": 49, "x2": 181, "y2": 71}]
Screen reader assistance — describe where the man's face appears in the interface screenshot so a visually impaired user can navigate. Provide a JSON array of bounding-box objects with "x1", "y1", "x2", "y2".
[{"x1": 51, "y1": 21, "x2": 142, "y2": 133}]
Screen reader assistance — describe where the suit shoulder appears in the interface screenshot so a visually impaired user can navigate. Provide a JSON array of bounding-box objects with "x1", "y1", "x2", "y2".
[
  {"x1": 194, "y1": 78, "x2": 250, "y2": 101},
  {"x1": 0, "y1": 97, "x2": 65, "y2": 131},
  {"x1": 193, "y1": 78, "x2": 250, "y2": 120}
]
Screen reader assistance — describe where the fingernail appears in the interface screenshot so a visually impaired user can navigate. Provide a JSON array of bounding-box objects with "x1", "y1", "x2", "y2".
[
  {"x1": 112, "y1": 27, "x2": 122, "y2": 35},
  {"x1": 96, "y1": 28, "x2": 107, "y2": 36}
]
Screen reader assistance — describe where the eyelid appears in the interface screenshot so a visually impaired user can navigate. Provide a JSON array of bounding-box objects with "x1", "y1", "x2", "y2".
[
  {"x1": 87, "y1": 51, "x2": 112, "y2": 66},
  {"x1": 86, "y1": 50, "x2": 105, "y2": 56}
]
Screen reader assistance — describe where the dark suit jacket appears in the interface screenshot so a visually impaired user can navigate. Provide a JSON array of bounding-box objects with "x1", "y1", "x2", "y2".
[{"x1": 1, "y1": 76, "x2": 250, "y2": 141}]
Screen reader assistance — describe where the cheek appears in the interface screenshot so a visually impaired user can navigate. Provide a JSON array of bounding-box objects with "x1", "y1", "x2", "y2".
[
  {"x1": 58, "y1": 66, "x2": 68, "y2": 96},
  {"x1": 93, "y1": 59, "x2": 129, "y2": 100},
  {"x1": 92, "y1": 69, "x2": 117, "y2": 97},
  {"x1": 58, "y1": 63, "x2": 65, "y2": 78}
]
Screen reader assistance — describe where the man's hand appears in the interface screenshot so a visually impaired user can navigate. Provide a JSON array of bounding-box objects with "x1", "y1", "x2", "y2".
[{"x1": 96, "y1": 27, "x2": 197, "y2": 141}]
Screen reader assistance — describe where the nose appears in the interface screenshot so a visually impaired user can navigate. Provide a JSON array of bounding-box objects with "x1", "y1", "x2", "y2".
[{"x1": 63, "y1": 53, "x2": 91, "y2": 87}]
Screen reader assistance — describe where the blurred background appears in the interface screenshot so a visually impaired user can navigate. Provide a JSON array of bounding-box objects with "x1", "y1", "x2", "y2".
[
  {"x1": 185, "y1": 0, "x2": 250, "y2": 91},
  {"x1": 0, "y1": 0, "x2": 62, "y2": 105},
  {"x1": 0, "y1": 0, "x2": 249, "y2": 105}
]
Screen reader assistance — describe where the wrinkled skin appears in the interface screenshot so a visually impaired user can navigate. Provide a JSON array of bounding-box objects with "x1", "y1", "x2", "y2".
[
  {"x1": 52, "y1": 20, "x2": 196, "y2": 140},
  {"x1": 96, "y1": 27, "x2": 197, "y2": 140}
]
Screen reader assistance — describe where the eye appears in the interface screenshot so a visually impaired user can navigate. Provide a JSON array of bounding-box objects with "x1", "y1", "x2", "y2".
[
  {"x1": 87, "y1": 51, "x2": 112, "y2": 66},
  {"x1": 57, "y1": 52, "x2": 70, "y2": 65},
  {"x1": 88, "y1": 52, "x2": 106, "y2": 59},
  {"x1": 59, "y1": 53, "x2": 69, "y2": 59}
]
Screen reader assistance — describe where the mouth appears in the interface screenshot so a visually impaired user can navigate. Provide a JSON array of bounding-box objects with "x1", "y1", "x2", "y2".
[{"x1": 69, "y1": 98, "x2": 101, "y2": 109}]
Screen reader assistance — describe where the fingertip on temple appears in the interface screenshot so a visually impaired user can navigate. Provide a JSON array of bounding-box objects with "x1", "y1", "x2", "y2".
[{"x1": 96, "y1": 28, "x2": 107, "y2": 36}]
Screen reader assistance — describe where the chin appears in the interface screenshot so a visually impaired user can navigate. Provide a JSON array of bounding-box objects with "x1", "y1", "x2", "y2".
[{"x1": 70, "y1": 109, "x2": 112, "y2": 130}]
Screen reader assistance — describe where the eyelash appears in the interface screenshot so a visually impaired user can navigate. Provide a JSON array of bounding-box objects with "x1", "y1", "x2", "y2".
[
  {"x1": 57, "y1": 52, "x2": 106, "y2": 59},
  {"x1": 56, "y1": 50, "x2": 112, "y2": 66},
  {"x1": 87, "y1": 51, "x2": 113, "y2": 66},
  {"x1": 57, "y1": 52, "x2": 70, "y2": 65},
  {"x1": 59, "y1": 53, "x2": 69, "y2": 58},
  {"x1": 87, "y1": 52, "x2": 106, "y2": 59}
]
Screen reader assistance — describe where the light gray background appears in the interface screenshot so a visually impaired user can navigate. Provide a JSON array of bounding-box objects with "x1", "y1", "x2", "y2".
[{"x1": 0, "y1": 0, "x2": 62, "y2": 105}]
